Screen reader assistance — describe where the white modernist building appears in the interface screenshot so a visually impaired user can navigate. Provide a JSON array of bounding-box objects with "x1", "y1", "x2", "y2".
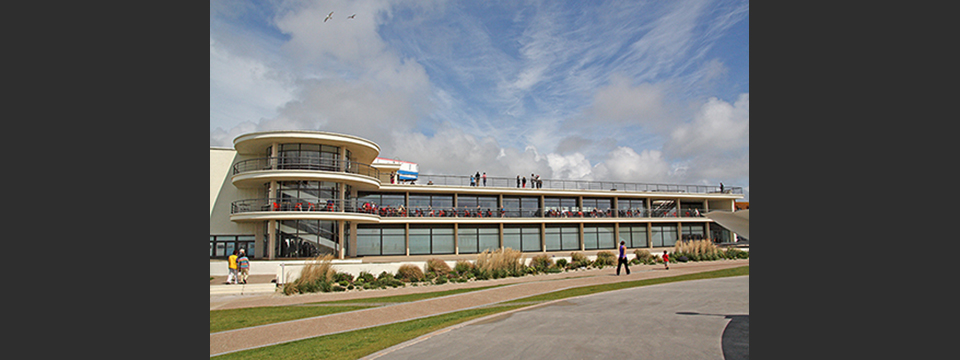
[{"x1": 210, "y1": 130, "x2": 744, "y2": 260}]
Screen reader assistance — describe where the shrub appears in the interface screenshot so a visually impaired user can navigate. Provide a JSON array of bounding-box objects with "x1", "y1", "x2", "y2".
[
  {"x1": 633, "y1": 249, "x2": 654, "y2": 262},
  {"x1": 594, "y1": 251, "x2": 616, "y2": 268},
  {"x1": 453, "y1": 260, "x2": 474, "y2": 277},
  {"x1": 397, "y1": 264, "x2": 425, "y2": 282},
  {"x1": 555, "y1": 258, "x2": 568, "y2": 269},
  {"x1": 529, "y1": 254, "x2": 554, "y2": 273},
  {"x1": 569, "y1": 252, "x2": 591, "y2": 269},
  {"x1": 357, "y1": 271, "x2": 376, "y2": 283},
  {"x1": 676, "y1": 255, "x2": 689, "y2": 262},
  {"x1": 425, "y1": 258, "x2": 452, "y2": 277},
  {"x1": 333, "y1": 272, "x2": 354, "y2": 283},
  {"x1": 434, "y1": 274, "x2": 448, "y2": 285}
]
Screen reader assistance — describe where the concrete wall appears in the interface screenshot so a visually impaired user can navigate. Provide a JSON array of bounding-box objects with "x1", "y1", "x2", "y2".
[{"x1": 210, "y1": 148, "x2": 259, "y2": 235}]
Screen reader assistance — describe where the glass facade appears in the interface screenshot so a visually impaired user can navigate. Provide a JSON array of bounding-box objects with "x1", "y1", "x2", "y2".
[
  {"x1": 502, "y1": 196, "x2": 539, "y2": 217},
  {"x1": 267, "y1": 143, "x2": 342, "y2": 171},
  {"x1": 651, "y1": 224, "x2": 679, "y2": 247},
  {"x1": 503, "y1": 225, "x2": 540, "y2": 252},
  {"x1": 584, "y1": 224, "x2": 615, "y2": 250},
  {"x1": 681, "y1": 223, "x2": 706, "y2": 241},
  {"x1": 409, "y1": 225, "x2": 454, "y2": 255},
  {"x1": 275, "y1": 219, "x2": 338, "y2": 258},
  {"x1": 619, "y1": 224, "x2": 648, "y2": 248},
  {"x1": 356, "y1": 225, "x2": 405, "y2": 256},
  {"x1": 210, "y1": 235, "x2": 256, "y2": 258},
  {"x1": 458, "y1": 225, "x2": 500, "y2": 254},
  {"x1": 544, "y1": 224, "x2": 580, "y2": 251}
]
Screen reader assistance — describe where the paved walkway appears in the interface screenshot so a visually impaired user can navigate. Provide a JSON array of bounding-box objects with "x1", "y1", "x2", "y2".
[{"x1": 210, "y1": 259, "x2": 749, "y2": 357}]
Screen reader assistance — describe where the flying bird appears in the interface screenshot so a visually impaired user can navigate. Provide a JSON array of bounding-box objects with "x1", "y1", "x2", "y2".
[
  {"x1": 347, "y1": 14, "x2": 356, "y2": 19},
  {"x1": 324, "y1": 11, "x2": 333, "y2": 22}
]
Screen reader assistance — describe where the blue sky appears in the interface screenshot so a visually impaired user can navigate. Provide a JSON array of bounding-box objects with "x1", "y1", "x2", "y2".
[{"x1": 211, "y1": 0, "x2": 749, "y2": 200}]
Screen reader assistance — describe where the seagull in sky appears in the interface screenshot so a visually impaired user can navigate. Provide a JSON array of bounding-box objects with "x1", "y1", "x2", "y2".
[
  {"x1": 347, "y1": 14, "x2": 356, "y2": 19},
  {"x1": 324, "y1": 11, "x2": 333, "y2": 22}
]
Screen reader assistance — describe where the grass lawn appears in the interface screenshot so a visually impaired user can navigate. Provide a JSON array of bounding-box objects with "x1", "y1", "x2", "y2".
[
  {"x1": 212, "y1": 304, "x2": 528, "y2": 360},
  {"x1": 211, "y1": 305, "x2": 375, "y2": 333},
  {"x1": 212, "y1": 265, "x2": 748, "y2": 359}
]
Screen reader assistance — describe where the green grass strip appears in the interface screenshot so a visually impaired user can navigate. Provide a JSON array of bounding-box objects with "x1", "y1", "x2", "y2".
[
  {"x1": 212, "y1": 304, "x2": 528, "y2": 360},
  {"x1": 211, "y1": 305, "x2": 375, "y2": 333},
  {"x1": 307, "y1": 284, "x2": 506, "y2": 305},
  {"x1": 504, "y1": 265, "x2": 749, "y2": 304}
]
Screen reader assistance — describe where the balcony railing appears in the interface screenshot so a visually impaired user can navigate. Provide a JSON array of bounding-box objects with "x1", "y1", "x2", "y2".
[
  {"x1": 232, "y1": 198, "x2": 709, "y2": 219},
  {"x1": 232, "y1": 157, "x2": 381, "y2": 179},
  {"x1": 413, "y1": 174, "x2": 742, "y2": 195}
]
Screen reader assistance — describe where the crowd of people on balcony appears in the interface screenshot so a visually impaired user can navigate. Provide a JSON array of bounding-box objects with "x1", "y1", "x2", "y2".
[{"x1": 239, "y1": 200, "x2": 704, "y2": 219}]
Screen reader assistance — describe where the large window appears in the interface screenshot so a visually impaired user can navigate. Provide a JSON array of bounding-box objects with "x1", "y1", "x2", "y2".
[
  {"x1": 618, "y1": 198, "x2": 647, "y2": 217},
  {"x1": 277, "y1": 181, "x2": 340, "y2": 209},
  {"x1": 210, "y1": 235, "x2": 256, "y2": 259},
  {"x1": 681, "y1": 223, "x2": 706, "y2": 241},
  {"x1": 458, "y1": 225, "x2": 499, "y2": 254},
  {"x1": 409, "y1": 225, "x2": 455, "y2": 255},
  {"x1": 408, "y1": 193, "x2": 454, "y2": 211},
  {"x1": 457, "y1": 195, "x2": 498, "y2": 215},
  {"x1": 651, "y1": 224, "x2": 678, "y2": 247},
  {"x1": 544, "y1": 224, "x2": 580, "y2": 251},
  {"x1": 502, "y1": 196, "x2": 539, "y2": 217},
  {"x1": 268, "y1": 143, "x2": 341, "y2": 171},
  {"x1": 582, "y1": 198, "x2": 613, "y2": 217},
  {"x1": 503, "y1": 225, "x2": 540, "y2": 252},
  {"x1": 356, "y1": 225, "x2": 405, "y2": 256},
  {"x1": 276, "y1": 220, "x2": 338, "y2": 258},
  {"x1": 710, "y1": 223, "x2": 731, "y2": 243},
  {"x1": 619, "y1": 224, "x2": 648, "y2": 248},
  {"x1": 584, "y1": 225, "x2": 615, "y2": 250},
  {"x1": 544, "y1": 197, "x2": 578, "y2": 217}
]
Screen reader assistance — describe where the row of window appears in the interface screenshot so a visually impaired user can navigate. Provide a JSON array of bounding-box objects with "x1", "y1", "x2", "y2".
[
  {"x1": 210, "y1": 235, "x2": 256, "y2": 258},
  {"x1": 356, "y1": 223, "x2": 711, "y2": 256}
]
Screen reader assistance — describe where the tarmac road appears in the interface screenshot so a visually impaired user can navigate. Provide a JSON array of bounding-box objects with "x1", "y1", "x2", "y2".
[{"x1": 364, "y1": 276, "x2": 749, "y2": 360}]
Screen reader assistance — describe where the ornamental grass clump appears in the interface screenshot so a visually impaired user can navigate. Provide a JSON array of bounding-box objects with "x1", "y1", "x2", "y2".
[
  {"x1": 397, "y1": 264, "x2": 425, "y2": 282},
  {"x1": 475, "y1": 248, "x2": 525, "y2": 278},
  {"x1": 425, "y1": 258, "x2": 452, "y2": 278},
  {"x1": 283, "y1": 254, "x2": 336, "y2": 295},
  {"x1": 674, "y1": 239, "x2": 720, "y2": 261}
]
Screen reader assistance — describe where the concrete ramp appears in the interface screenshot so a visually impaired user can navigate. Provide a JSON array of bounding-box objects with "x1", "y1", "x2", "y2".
[{"x1": 705, "y1": 210, "x2": 749, "y2": 240}]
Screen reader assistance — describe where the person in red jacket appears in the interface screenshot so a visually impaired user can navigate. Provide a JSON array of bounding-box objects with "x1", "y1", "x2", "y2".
[{"x1": 662, "y1": 251, "x2": 670, "y2": 270}]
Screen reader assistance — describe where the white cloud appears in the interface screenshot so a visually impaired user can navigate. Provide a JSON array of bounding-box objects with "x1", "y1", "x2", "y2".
[
  {"x1": 209, "y1": 37, "x2": 296, "y2": 133},
  {"x1": 664, "y1": 93, "x2": 748, "y2": 159}
]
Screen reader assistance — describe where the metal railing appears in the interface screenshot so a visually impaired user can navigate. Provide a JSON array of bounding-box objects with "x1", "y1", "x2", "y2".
[
  {"x1": 233, "y1": 198, "x2": 708, "y2": 219},
  {"x1": 231, "y1": 198, "x2": 360, "y2": 214},
  {"x1": 412, "y1": 174, "x2": 742, "y2": 195},
  {"x1": 232, "y1": 157, "x2": 381, "y2": 179}
]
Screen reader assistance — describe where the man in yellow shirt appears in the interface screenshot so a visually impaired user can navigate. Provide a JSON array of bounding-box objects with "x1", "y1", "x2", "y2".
[{"x1": 227, "y1": 250, "x2": 239, "y2": 284}]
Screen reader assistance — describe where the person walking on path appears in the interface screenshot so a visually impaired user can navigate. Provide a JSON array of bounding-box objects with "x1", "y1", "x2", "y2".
[
  {"x1": 662, "y1": 251, "x2": 670, "y2": 270},
  {"x1": 482, "y1": 172, "x2": 486, "y2": 186},
  {"x1": 237, "y1": 249, "x2": 250, "y2": 284},
  {"x1": 227, "y1": 249, "x2": 239, "y2": 284},
  {"x1": 617, "y1": 241, "x2": 631, "y2": 275}
]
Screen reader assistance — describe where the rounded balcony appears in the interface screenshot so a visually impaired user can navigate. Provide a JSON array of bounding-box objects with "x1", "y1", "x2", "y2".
[
  {"x1": 231, "y1": 157, "x2": 381, "y2": 190},
  {"x1": 233, "y1": 130, "x2": 380, "y2": 163},
  {"x1": 230, "y1": 198, "x2": 380, "y2": 223}
]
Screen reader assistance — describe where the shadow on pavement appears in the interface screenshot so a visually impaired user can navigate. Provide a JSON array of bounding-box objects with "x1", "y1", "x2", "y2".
[{"x1": 677, "y1": 312, "x2": 748, "y2": 360}]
